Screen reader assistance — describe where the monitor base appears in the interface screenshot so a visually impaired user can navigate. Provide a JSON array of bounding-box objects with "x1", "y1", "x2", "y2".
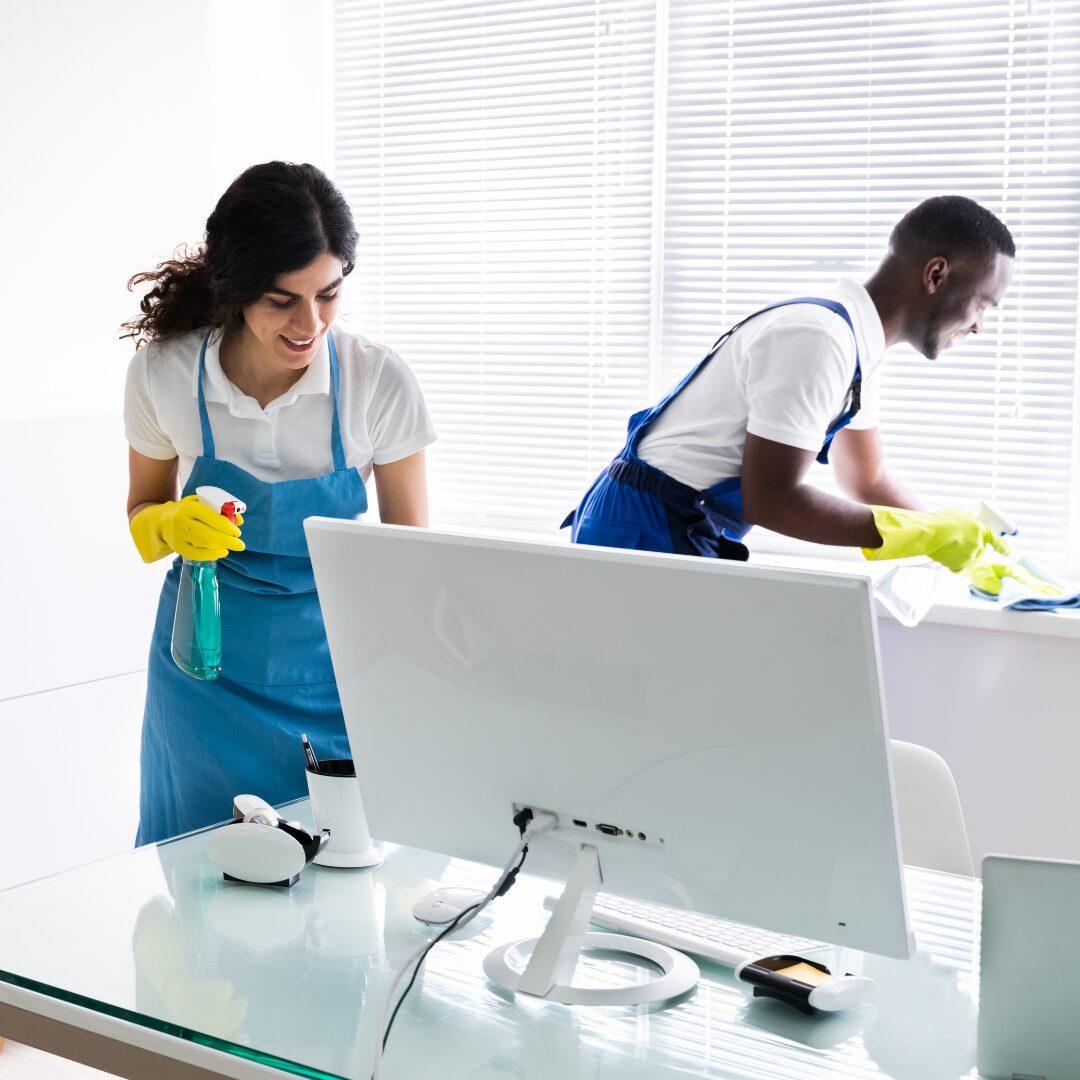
[
  {"x1": 311, "y1": 847, "x2": 383, "y2": 869},
  {"x1": 483, "y1": 841, "x2": 699, "y2": 1007},
  {"x1": 484, "y1": 932, "x2": 699, "y2": 1006}
]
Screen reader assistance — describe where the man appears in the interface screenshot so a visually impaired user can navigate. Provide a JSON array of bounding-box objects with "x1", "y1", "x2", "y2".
[{"x1": 564, "y1": 195, "x2": 1014, "y2": 573}]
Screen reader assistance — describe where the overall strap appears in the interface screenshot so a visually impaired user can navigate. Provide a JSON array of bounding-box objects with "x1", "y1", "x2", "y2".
[
  {"x1": 798, "y1": 300, "x2": 861, "y2": 464},
  {"x1": 327, "y1": 332, "x2": 348, "y2": 472},
  {"x1": 711, "y1": 296, "x2": 855, "y2": 350},
  {"x1": 629, "y1": 297, "x2": 860, "y2": 456},
  {"x1": 196, "y1": 331, "x2": 217, "y2": 460},
  {"x1": 701, "y1": 298, "x2": 861, "y2": 467}
]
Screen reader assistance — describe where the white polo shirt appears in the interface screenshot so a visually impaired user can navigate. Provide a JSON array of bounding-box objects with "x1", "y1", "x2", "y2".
[
  {"x1": 638, "y1": 278, "x2": 887, "y2": 490},
  {"x1": 124, "y1": 325, "x2": 436, "y2": 489}
]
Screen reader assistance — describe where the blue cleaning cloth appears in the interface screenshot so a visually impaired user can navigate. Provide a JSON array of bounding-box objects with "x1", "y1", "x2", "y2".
[{"x1": 969, "y1": 558, "x2": 1080, "y2": 611}]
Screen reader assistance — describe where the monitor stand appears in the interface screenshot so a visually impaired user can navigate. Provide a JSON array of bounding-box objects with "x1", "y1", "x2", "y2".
[{"x1": 483, "y1": 843, "x2": 700, "y2": 1006}]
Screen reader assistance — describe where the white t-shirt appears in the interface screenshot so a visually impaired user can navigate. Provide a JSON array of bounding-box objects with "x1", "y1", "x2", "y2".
[
  {"x1": 638, "y1": 278, "x2": 886, "y2": 490},
  {"x1": 124, "y1": 325, "x2": 436, "y2": 489}
]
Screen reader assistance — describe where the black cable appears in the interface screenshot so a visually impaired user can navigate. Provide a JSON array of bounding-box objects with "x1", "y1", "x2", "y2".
[{"x1": 380, "y1": 843, "x2": 531, "y2": 1055}]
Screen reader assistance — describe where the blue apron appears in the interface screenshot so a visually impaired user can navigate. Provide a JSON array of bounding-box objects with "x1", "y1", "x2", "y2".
[
  {"x1": 136, "y1": 330, "x2": 367, "y2": 845},
  {"x1": 562, "y1": 299, "x2": 861, "y2": 559}
]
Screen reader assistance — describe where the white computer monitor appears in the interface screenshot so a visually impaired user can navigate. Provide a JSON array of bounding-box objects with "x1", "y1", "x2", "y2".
[{"x1": 306, "y1": 520, "x2": 913, "y2": 1002}]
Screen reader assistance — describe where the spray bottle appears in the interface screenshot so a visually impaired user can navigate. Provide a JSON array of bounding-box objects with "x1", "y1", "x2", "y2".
[
  {"x1": 171, "y1": 486, "x2": 247, "y2": 681},
  {"x1": 874, "y1": 501, "x2": 1017, "y2": 627}
]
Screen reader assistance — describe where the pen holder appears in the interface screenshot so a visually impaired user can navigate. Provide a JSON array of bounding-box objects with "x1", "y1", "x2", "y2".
[{"x1": 305, "y1": 759, "x2": 383, "y2": 869}]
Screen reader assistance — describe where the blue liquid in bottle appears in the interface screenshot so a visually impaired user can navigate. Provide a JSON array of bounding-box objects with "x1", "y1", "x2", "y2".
[{"x1": 171, "y1": 558, "x2": 222, "y2": 680}]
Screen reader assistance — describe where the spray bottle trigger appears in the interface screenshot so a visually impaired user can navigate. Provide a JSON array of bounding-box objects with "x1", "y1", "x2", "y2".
[
  {"x1": 195, "y1": 485, "x2": 248, "y2": 521},
  {"x1": 977, "y1": 500, "x2": 1017, "y2": 537}
]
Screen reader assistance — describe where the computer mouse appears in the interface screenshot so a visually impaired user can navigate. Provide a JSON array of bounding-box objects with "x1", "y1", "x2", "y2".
[{"x1": 411, "y1": 886, "x2": 487, "y2": 925}]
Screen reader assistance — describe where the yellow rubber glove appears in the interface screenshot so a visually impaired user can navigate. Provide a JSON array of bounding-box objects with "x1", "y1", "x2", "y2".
[
  {"x1": 130, "y1": 495, "x2": 246, "y2": 563},
  {"x1": 862, "y1": 506, "x2": 1009, "y2": 573},
  {"x1": 965, "y1": 555, "x2": 1064, "y2": 598}
]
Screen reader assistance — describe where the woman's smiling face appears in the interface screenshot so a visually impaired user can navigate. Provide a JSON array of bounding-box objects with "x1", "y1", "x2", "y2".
[{"x1": 240, "y1": 252, "x2": 344, "y2": 372}]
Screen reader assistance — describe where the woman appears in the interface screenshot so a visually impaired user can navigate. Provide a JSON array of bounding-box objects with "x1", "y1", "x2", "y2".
[{"x1": 123, "y1": 161, "x2": 434, "y2": 845}]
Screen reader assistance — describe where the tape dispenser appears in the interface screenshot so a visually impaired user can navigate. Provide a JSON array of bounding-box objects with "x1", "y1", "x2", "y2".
[{"x1": 205, "y1": 794, "x2": 329, "y2": 887}]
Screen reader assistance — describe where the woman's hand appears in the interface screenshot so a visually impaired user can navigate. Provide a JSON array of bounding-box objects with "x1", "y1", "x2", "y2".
[
  {"x1": 130, "y1": 495, "x2": 245, "y2": 563},
  {"x1": 127, "y1": 447, "x2": 244, "y2": 562}
]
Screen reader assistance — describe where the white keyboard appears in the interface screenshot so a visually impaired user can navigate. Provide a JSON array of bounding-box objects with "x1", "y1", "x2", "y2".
[{"x1": 587, "y1": 893, "x2": 828, "y2": 969}]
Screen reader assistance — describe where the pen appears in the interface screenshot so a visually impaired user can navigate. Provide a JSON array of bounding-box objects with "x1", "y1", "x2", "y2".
[{"x1": 301, "y1": 732, "x2": 320, "y2": 773}]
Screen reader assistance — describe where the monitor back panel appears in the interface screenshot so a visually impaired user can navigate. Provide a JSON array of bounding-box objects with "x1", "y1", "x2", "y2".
[{"x1": 307, "y1": 521, "x2": 912, "y2": 958}]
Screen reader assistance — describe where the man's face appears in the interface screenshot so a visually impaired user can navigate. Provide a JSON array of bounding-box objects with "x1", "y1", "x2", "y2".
[{"x1": 919, "y1": 251, "x2": 1013, "y2": 360}]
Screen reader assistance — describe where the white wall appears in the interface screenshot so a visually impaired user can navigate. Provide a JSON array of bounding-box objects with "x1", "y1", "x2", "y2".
[
  {"x1": 0, "y1": 1, "x2": 332, "y2": 886},
  {"x1": 0, "y1": 673, "x2": 145, "y2": 890},
  {"x1": 879, "y1": 619, "x2": 1080, "y2": 869}
]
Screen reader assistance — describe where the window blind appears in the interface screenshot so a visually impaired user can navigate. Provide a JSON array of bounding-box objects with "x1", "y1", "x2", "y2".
[
  {"x1": 335, "y1": 0, "x2": 1080, "y2": 562},
  {"x1": 334, "y1": 0, "x2": 659, "y2": 532}
]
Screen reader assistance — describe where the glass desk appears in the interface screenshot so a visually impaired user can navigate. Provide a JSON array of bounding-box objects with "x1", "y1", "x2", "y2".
[{"x1": 0, "y1": 800, "x2": 983, "y2": 1079}]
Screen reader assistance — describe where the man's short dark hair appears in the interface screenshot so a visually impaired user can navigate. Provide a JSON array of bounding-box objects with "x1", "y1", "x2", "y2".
[{"x1": 891, "y1": 195, "x2": 1016, "y2": 265}]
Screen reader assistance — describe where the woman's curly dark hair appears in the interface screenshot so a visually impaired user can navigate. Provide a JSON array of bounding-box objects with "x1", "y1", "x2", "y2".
[{"x1": 122, "y1": 161, "x2": 358, "y2": 345}]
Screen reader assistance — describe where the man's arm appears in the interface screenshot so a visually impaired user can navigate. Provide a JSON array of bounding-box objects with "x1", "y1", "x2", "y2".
[
  {"x1": 829, "y1": 426, "x2": 924, "y2": 510},
  {"x1": 740, "y1": 433, "x2": 883, "y2": 547}
]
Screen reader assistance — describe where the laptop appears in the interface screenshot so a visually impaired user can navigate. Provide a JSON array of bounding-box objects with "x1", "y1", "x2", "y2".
[{"x1": 977, "y1": 854, "x2": 1080, "y2": 1080}]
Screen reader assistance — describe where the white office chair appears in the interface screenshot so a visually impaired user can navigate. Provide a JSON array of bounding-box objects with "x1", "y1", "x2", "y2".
[{"x1": 890, "y1": 739, "x2": 974, "y2": 877}]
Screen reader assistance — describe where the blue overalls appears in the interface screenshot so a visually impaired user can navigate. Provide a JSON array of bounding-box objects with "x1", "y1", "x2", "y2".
[
  {"x1": 562, "y1": 299, "x2": 861, "y2": 559},
  {"x1": 136, "y1": 330, "x2": 366, "y2": 845}
]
